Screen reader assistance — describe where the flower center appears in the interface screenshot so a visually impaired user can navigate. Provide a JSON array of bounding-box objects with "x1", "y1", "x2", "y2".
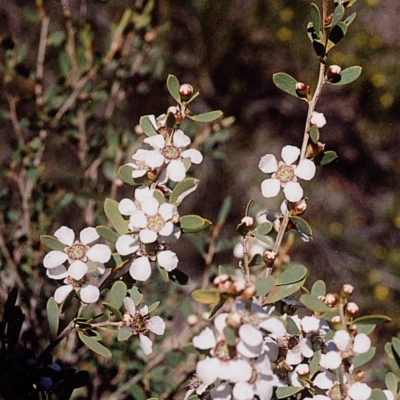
[
  {"x1": 65, "y1": 275, "x2": 88, "y2": 289},
  {"x1": 189, "y1": 374, "x2": 204, "y2": 391},
  {"x1": 131, "y1": 312, "x2": 149, "y2": 335},
  {"x1": 162, "y1": 145, "x2": 180, "y2": 161},
  {"x1": 66, "y1": 242, "x2": 89, "y2": 261},
  {"x1": 147, "y1": 214, "x2": 165, "y2": 233},
  {"x1": 276, "y1": 164, "x2": 295, "y2": 183},
  {"x1": 213, "y1": 340, "x2": 237, "y2": 362},
  {"x1": 136, "y1": 159, "x2": 148, "y2": 171}
]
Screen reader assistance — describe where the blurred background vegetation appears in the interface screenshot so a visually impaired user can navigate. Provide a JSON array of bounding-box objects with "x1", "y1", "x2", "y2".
[{"x1": 0, "y1": 0, "x2": 399, "y2": 398}]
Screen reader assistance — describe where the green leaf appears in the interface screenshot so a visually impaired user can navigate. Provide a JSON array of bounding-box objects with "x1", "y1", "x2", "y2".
[
  {"x1": 332, "y1": 4, "x2": 345, "y2": 27},
  {"x1": 354, "y1": 323, "x2": 376, "y2": 335},
  {"x1": 310, "y1": 125, "x2": 320, "y2": 144},
  {"x1": 253, "y1": 222, "x2": 273, "y2": 236},
  {"x1": 310, "y1": 3, "x2": 321, "y2": 37},
  {"x1": 188, "y1": 110, "x2": 223, "y2": 123},
  {"x1": 329, "y1": 66, "x2": 362, "y2": 86},
  {"x1": 127, "y1": 286, "x2": 143, "y2": 305},
  {"x1": 209, "y1": 302, "x2": 225, "y2": 318},
  {"x1": 255, "y1": 277, "x2": 275, "y2": 297},
  {"x1": 352, "y1": 315, "x2": 392, "y2": 325},
  {"x1": 191, "y1": 289, "x2": 221, "y2": 304},
  {"x1": 264, "y1": 279, "x2": 306, "y2": 304},
  {"x1": 96, "y1": 225, "x2": 118, "y2": 244},
  {"x1": 46, "y1": 297, "x2": 59, "y2": 338},
  {"x1": 104, "y1": 198, "x2": 129, "y2": 235},
  {"x1": 276, "y1": 265, "x2": 307, "y2": 285},
  {"x1": 169, "y1": 178, "x2": 199, "y2": 206},
  {"x1": 272, "y1": 73, "x2": 304, "y2": 100},
  {"x1": 102, "y1": 302, "x2": 122, "y2": 319},
  {"x1": 217, "y1": 196, "x2": 232, "y2": 224},
  {"x1": 168, "y1": 268, "x2": 190, "y2": 285},
  {"x1": 179, "y1": 215, "x2": 212, "y2": 233},
  {"x1": 276, "y1": 386, "x2": 303, "y2": 399},
  {"x1": 109, "y1": 281, "x2": 127, "y2": 309},
  {"x1": 153, "y1": 189, "x2": 166, "y2": 205},
  {"x1": 352, "y1": 347, "x2": 375, "y2": 368},
  {"x1": 248, "y1": 253, "x2": 265, "y2": 267},
  {"x1": 370, "y1": 389, "x2": 389, "y2": 400},
  {"x1": 320, "y1": 150, "x2": 338, "y2": 165},
  {"x1": 223, "y1": 326, "x2": 236, "y2": 346},
  {"x1": 386, "y1": 372, "x2": 398, "y2": 395},
  {"x1": 117, "y1": 326, "x2": 133, "y2": 341},
  {"x1": 139, "y1": 115, "x2": 158, "y2": 137},
  {"x1": 392, "y1": 337, "x2": 400, "y2": 359},
  {"x1": 291, "y1": 217, "x2": 312, "y2": 238},
  {"x1": 147, "y1": 301, "x2": 160, "y2": 314},
  {"x1": 300, "y1": 294, "x2": 331, "y2": 312},
  {"x1": 310, "y1": 350, "x2": 321, "y2": 378},
  {"x1": 251, "y1": 232, "x2": 274, "y2": 248},
  {"x1": 327, "y1": 23, "x2": 346, "y2": 51},
  {"x1": 311, "y1": 280, "x2": 326, "y2": 297},
  {"x1": 118, "y1": 164, "x2": 135, "y2": 185},
  {"x1": 286, "y1": 316, "x2": 300, "y2": 335},
  {"x1": 40, "y1": 235, "x2": 65, "y2": 251},
  {"x1": 344, "y1": 12, "x2": 357, "y2": 27},
  {"x1": 167, "y1": 74, "x2": 181, "y2": 104},
  {"x1": 78, "y1": 331, "x2": 112, "y2": 357}
]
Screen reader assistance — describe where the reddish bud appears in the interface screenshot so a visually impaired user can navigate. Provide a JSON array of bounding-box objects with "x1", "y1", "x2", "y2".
[
  {"x1": 263, "y1": 250, "x2": 277, "y2": 264},
  {"x1": 179, "y1": 83, "x2": 194, "y2": 97},
  {"x1": 346, "y1": 302, "x2": 359, "y2": 316},
  {"x1": 342, "y1": 284, "x2": 355, "y2": 296},
  {"x1": 325, "y1": 293, "x2": 338, "y2": 307},
  {"x1": 241, "y1": 216, "x2": 254, "y2": 227},
  {"x1": 167, "y1": 106, "x2": 183, "y2": 125}
]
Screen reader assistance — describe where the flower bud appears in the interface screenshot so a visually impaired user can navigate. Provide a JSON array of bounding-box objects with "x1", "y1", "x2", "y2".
[
  {"x1": 325, "y1": 293, "x2": 338, "y2": 307},
  {"x1": 327, "y1": 65, "x2": 342, "y2": 81},
  {"x1": 167, "y1": 106, "x2": 183, "y2": 125},
  {"x1": 295, "y1": 363, "x2": 310, "y2": 376},
  {"x1": 187, "y1": 314, "x2": 199, "y2": 326},
  {"x1": 355, "y1": 370, "x2": 365, "y2": 381},
  {"x1": 226, "y1": 311, "x2": 242, "y2": 329},
  {"x1": 241, "y1": 283, "x2": 256, "y2": 299},
  {"x1": 305, "y1": 141, "x2": 325, "y2": 159},
  {"x1": 341, "y1": 284, "x2": 355, "y2": 297},
  {"x1": 241, "y1": 216, "x2": 254, "y2": 227},
  {"x1": 346, "y1": 302, "x2": 359, "y2": 316},
  {"x1": 288, "y1": 198, "x2": 308, "y2": 216},
  {"x1": 233, "y1": 279, "x2": 247, "y2": 293},
  {"x1": 310, "y1": 111, "x2": 326, "y2": 128},
  {"x1": 213, "y1": 274, "x2": 231, "y2": 286},
  {"x1": 179, "y1": 83, "x2": 194, "y2": 97},
  {"x1": 263, "y1": 250, "x2": 277, "y2": 264},
  {"x1": 295, "y1": 82, "x2": 308, "y2": 98},
  {"x1": 331, "y1": 315, "x2": 342, "y2": 328}
]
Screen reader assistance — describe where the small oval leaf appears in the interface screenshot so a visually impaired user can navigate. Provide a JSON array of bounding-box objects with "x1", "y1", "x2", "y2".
[
  {"x1": 300, "y1": 294, "x2": 331, "y2": 312},
  {"x1": 40, "y1": 235, "x2": 65, "y2": 251},
  {"x1": 96, "y1": 225, "x2": 118, "y2": 244},
  {"x1": 109, "y1": 281, "x2": 127, "y2": 309},
  {"x1": 264, "y1": 279, "x2": 306, "y2": 304},
  {"x1": 78, "y1": 331, "x2": 112, "y2": 358},
  {"x1": 253, "y1": 222, "x2": 273, "y2": 236},
  {"x1": 170, "y1": 178, "x2": 199, "y2": 206},
  {"x1": 102, "y1": 302, "x2": 122, "y2": 319},
  {"x1": 319, "y1": 150, "x2": 338, "y2": 166},
  {"x1": 273, "y1": 73, "x2": 303, "y2": 100},
  {"x1": 104, "y1": 198, "x2": 129, "y2": 235},
  {"x1": 255, "y1": 277, "x2": 275, "y2": 297},
  {"x1": 352, "y1": 347, "x2": 375, "y2": 369},
  {"x1": 310, "y1": 3, "x2": 321, "y2": 37},
  {"x1": 329, "y1": 66, "x2": 362, "y2": 86},
  {"x1": 167, "y1": 74, "x2": 181, "y2": 104},
  {"x1": 332, "y1": 4, "x2": 345, "y2": 27},
  {"x1": 276, "y1": 386, "x2": 303, "y2": 399},
  {"x1": 140, "y1": 115, "x2": 159, "y2": 137},
  {"x1": 188, "y1": 110, "x2": 223, "y2": 123},
  {"x1": 276, "y1": 265, "x2": 307, "y2": 285},
  {"x1": 191, "y1": 289, "x2": 221, "y2": 304},
  {"x1": 46, "y1": 297, "x2": 59, "y2": 338},
  {"x1": 179, "y1": 215, "x2": 212, "y2": 233},
  {"x1": 352, "y1": 315, "x2": 392, "y2": 325},
  {"x1": 311, "y1": 280, "x2": 326, "y2": 297},
  {"x1": 118, "y1": 326, "x2": 133, "y2": 341}
]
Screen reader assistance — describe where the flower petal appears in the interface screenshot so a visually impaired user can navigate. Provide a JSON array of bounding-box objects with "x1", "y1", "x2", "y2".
[
  {"x1": 68, "y1": 260, "x2": 88, "y2": 280},
  {"x1": 295, "y1": 159, "x2": 316, "y2": 180},
  {"x1": 157, "y1": 250, "x2": 178, "y2": 271},
  {"x1": 181, "y1": 149, "x2": 203, "y2": 164},
  {"x1": 54, "y1": 226, "x2": 75, "y2": 246},
  {"x1": 259, "y1": 154, "x2": 278, "y2": 173},
  {"x1": 139, "y1": 229, "x2": 158, "y2": 244},
  {"x1": 118, "y1": 198, "x2": 137, "y2": 215},
  {"x1": 281, "y1": 145, "x2": 300, "y2": 165},
  {"x1": 141, "y1": 197, "x2": 159, "y2": 216},
  {"x1": 145, "y1": 150, "x2": 164, "y2": 168},
  {"x1": 43, "y1": 250, "x2": 68, "y2": 269},
  {"x1": 193, "y1": 327, "x2": 216, "y2": 350},
  {"x1": 283, "y1": 181, "x2": 303, "y2": 202},
  {"x1": 54, "y1": 285, "x2": 74, "y2": 303},
  {"x1": 167, "y1": 160, "x2": 186, "y2": 182},
  {"x1": 261, "y1": 178, "x2": 281, "y2": 198},
  {"x1": 116, "y1": 235, "x2": 139, "y2": 256},
  {"x1": 239, "y1": 323, "x2": 263, "y2": 347},
  {"x1": 173, "y1": 130, "x2": 191, "y2": 147},
  {"x1": 148, "y1": 316, "x2": 165, "y2": 335},
  {"x1": 46, "y1": 265, "x2": 68, "y2": 280},
  {"x1": 144, "y1": 134, "x2": 165, "y2": 150},
  {"x1": 123, "y1": 297, "x2": 136, "y2": 316},
  {"x1": 348, "y1": 383, "x2": 371, "y2": 400},
  {"x1": 196, "y1": 357, "x2": 219, "y2": 385},
  {"x1": 129, "y1": 256, "x2": 152, "y2": 281},
  {"x1": 79, "y1": 227, "x2": 99, "y2": 244},
  {"x1": 353, "y1": 333, "x2": 371, "y2": 354},
  {"x1": 86, "y1": 244, "x2": 111, "y2": 263},
  {"x1": 80, "y1": 284, "x2": 100, "y2": 303},
  {"x1": 139, "y1": 333, "x2": 153, "y2": 355}
]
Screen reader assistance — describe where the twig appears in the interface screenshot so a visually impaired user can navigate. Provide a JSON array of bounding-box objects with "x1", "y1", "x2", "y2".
[{"x1": 35, "y1": 15, "x2": 50, "y2": 109}]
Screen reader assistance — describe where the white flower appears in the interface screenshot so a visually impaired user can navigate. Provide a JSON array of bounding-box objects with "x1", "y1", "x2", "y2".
[
  {"x1": 310, "y1": 111, "x2": 326, "y2": 128},
  {"x1": 301, "y1": 316, "x2": 321, "y2": 334},
  {"x1": 333, "y1": 330, "x2": 351, "y2": 351},
  {"x1": 128, "y1": 196, "x2": 180, "y2": 244},
  {"x1": 44, "y1": 226, "x2": 111, "y2": 272},
  {"x1": 259, "y1": 145, "x2": 316, "y2": 202},
  {"x1": 142, "y1": 130, "x2": 203, "y2": 182},
  {"x1": 210, "y1": 382, "x2": 233, "y2": 400},
  {"x1": 53, "y1": 260, "x2": 104, "y2": 304},
  {"x1": 352, "y1": 333, "x2": 371, "y2": 354},
  {"x1": 123, "y1": 297, "x2": 165, "y2": 355},
  {"x1": 183, "y1": 374, "x2": 209, "y2": 400},
  {"x1": 348, "y1": 382, "x2": 372, "y2": 400}
]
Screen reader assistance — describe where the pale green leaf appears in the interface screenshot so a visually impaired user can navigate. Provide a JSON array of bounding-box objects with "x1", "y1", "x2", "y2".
[
  {"x1": 104, "y1": 198, "x2": 129, "y2": 235},
  {"x1": 275, "y1": 265, "x2": 307, "y2": 285},
  {"x1": 311, "y1": 280, "x2": 326, "y2": 297},
  {"x1": 276, "y1": 386, "x2": 303, "y2": 399},
  {"x1": 117, "y1": 326, "x2": 133, "y2": 341},
  {"x1": 78, "y1": 331, "x2": 112, "y2": 357},
  {"x1": 96, "y1": 225, "x2": 118, "y2": 244},
  {"x1": 191, "y1": 289, "x2": 221, "y2": 304},
  {"x1": 329, "y1": 66, "x2": 362, "y2": 86},
  {"x1": 179, "y1": 215, "x2": 212, "y2": 233},
  {"x1": 40, "y1": 235, "x2": 65, "y2": 251},
  {"x1": 140, "y1": 115, "x2": 158, "y2": 137},
  {"x1": 332, "y1": 4, "x2": 345, "y2": 27},
  {"x1": 188, "y1": 110, "x2": 223, "y2": 123},
  {"x1": 109, "y1": 281, "x2": 127, "y2": 309},
  {"x1": 300, "y1": 294, "x2": 331, "y2": 312},
  {"x1": 353, "y1": 315, "x2": 392, "y2": 325},
  {"x1": 167, "y1": 74, "x2": 181, "y2": 104},
  {"x1": 46, "y1": 297, "x2": 59, "y2": 338},
  {"x1": 352, "y1": 347, "x2": 375, "y2": 368},
  {"x1": 255, "y1": 277, "x2": 275, "y2": 297},
  {"x1": 310, "y1": 3, "x2": 321, "y2": 37},
  {"x1": 169, "y1": 178, "x2": 199, "y2": 206}
]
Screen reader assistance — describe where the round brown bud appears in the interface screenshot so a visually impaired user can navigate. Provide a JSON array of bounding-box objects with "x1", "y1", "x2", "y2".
[
  {"x1": 345, "y1": 302, "x2": 359, "y2": 316},
  {"x1": 241, "y1": 284, "x2": 256, "y2": 300},
  {"x1": 355, "y1": 370, "x2": 365, "y2": 381},
  {"x1": 289, "y1": 198, "x2": 308, "y2": 216},
  {"x1": 327, "y1": 65, "x2": 342, "y2": 82},
  {"x1": 325, "y1": 293, "x2": 338, "y2": 307},
  {"x1": 331, "y1": 315, "x2": 341, "y2": 324},
  {"x1": 263, "y1": 250, "x2": 277, "y2": 264},
  {"x1": 179, "y1": 83, "x2": 194, "y2": 97},
  {"x1": 342, "y1": 284, "x2": 355, "y2": 296},
  {"x1": 226, "y1": 312, "x2": 242, "y2": 329},
  {"x1": 305, "y1": 142, "x2": 325, "y2": 159}
]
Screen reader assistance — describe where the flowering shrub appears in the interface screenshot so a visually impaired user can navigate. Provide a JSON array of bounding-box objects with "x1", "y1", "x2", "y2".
[{"x1": 0, "y1": 1, "x2": 399, "y2": 400}]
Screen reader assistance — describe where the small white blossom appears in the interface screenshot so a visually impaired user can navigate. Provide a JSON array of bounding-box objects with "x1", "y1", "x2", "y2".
[
  {"x1": 352, "y1": 333, "x2": 371, "y2": 354},
  {"x1": 123, "y1": 297, "x2": 165, "y2": 355},
  {"x1": 310, "y1": 111, "x2": 326, "y2": 128},
  {"x1": 259, "y1": 145, "x2": 316, "y2": 202}
]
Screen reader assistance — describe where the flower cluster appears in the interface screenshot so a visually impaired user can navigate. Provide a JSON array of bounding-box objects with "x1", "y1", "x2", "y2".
[{"x1": 43, "y1": 226, "x2": 111, "y2": 303}]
